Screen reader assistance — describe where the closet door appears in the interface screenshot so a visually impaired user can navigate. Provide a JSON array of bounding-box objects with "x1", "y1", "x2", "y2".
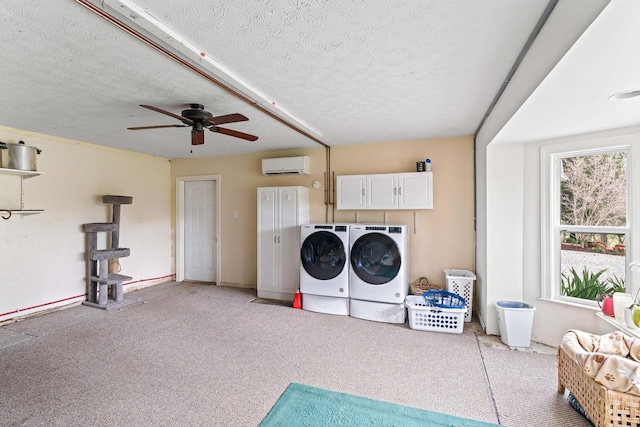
[
  {"x1": 258, "y1": 186, "x2": 309, "y2": 300},
  {"x1": 257, "y1": 187, "x2": 278, "y2": 296},
  {"x1": 278, "y1": 187, "x2": 301, "y2": 295}
]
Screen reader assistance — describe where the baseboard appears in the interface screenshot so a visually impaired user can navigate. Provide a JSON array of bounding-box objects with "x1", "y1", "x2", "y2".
[
  {"x1": 124, "y1": 277, "x2": 173, "y2": 292},
  {"x1": 0, "y1": 299, "x2": 84, "y2": 326},
  {"x1": 477, "y1": 310, "x2": 487, "y2": 332},
  {"x1": 219, "y1": 282, "x2": 256, "y2": 289}
]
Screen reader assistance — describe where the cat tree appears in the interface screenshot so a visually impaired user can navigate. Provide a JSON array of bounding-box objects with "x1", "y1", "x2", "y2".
[{"x1": 82, "y1": 195, "x2": 138, "y2": 309}]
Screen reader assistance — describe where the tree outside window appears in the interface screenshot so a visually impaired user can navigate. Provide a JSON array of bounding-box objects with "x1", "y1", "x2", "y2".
[{"x1": 558, "y1": 151, "x2": 628, "y2": 301}]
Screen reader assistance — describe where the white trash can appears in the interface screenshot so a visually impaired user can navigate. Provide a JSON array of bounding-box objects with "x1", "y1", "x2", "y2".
[{"x1": 495, "y1": 301, "x2": 536, "y2": 347}]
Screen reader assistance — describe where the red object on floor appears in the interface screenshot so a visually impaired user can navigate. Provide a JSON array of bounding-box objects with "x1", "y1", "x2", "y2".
[{"x1": 293, "y1": 290, "x2": 302, "y2": 309}]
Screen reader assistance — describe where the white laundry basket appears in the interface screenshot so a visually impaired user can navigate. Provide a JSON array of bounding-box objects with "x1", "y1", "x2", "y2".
[
  {"x1": 444, "y1": 269, "x2": 476, "y2": 322},
  {"x1": 405, "y1": 295, "x2": 466, "y2": 334}
]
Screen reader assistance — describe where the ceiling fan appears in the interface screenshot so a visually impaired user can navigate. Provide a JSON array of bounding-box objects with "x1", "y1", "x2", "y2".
[{"x1": 128, "y1": 104, "x2": 258, "y2": 145}]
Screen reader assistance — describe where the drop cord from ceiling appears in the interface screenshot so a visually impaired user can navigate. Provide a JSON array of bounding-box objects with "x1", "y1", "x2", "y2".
[
  {"x1": 471, "y1": 0, "x2": 558, "y2": 273},
  {"x1": 73, "y1": 0, "x2": 328, "y2": 149}
]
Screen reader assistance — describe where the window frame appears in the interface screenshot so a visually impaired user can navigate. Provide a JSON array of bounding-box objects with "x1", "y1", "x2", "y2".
[{"x1": 541, "y1": 133, "x2": 639, "y2": 307}]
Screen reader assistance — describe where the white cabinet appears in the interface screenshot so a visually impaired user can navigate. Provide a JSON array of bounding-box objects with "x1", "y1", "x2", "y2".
[
  {"x1": 398, "y1": 172, "x2": 433, "y2": 209},
  {"x1": 257, "y1": 186, "x2": 310, "y2": 300},
  {"x1": 367, "y1": 174, "x2": 397, "y2": 210},
  {"x1": 336, "y1": 175, "x2": 366, "y2": 210},
  {"x1": 336, "y1": 172, "x2": 432, "y2": 210}
]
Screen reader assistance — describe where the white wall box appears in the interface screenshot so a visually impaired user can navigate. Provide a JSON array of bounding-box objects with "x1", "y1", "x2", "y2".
[
  {"x1": 257, "y1": 186, "x2": 310, "y2": 300},
  {"x1": 336, "y1": 172, "x2": 432, "y2": 210},
  {"x1": 0, "y1": 167, "x2": 45, "y2": 218}
]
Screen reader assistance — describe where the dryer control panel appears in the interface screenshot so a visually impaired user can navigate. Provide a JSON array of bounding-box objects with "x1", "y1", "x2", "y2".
[{"x1": 363, "y1": 225, "x2": 404, "y2": 234}]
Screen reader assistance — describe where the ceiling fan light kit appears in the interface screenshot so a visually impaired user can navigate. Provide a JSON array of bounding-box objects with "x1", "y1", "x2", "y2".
[{"x1": 128, "y1": 104, "x2": 258, "y2": 146}]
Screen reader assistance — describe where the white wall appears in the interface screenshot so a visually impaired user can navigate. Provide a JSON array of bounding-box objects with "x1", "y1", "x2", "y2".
[
  {"x1": 474, "y1": 1, "x2": 608, "y2": 343},
  {"x1": 483, "y1": 143, "x2": 525, "y2": 335},
  {"x1": 482, "y1": 132, "x2": 627, "y2": 346},
  {"x1": 0, "y1": 127, "x2": 172, "y2": 322},
  {"x1": 171, "y1": 136, "x2": 475, "y2": 290},
  {"x1": 475, "y1": 136, "x2": 488, "y2": 329},
  {"x1": 485, "y1": 135, "x2": 607, "y2": 345}
]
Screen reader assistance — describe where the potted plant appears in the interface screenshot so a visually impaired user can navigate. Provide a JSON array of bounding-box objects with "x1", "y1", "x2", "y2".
[{"x1": 561, "y1": 267, "x2": 624, "y2": 302}]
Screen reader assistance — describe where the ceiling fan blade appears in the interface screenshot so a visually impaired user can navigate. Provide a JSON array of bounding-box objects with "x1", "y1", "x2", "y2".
[
  {"x1": 206, "y1": 113, "x2": 249, "y2": 126},
  {"x1": 140, "y1": 104, "x2": 193, "y2": 125},
  {"x1": 191, "y1": 130, "x2": 205, "y2": 145},
  {"x1": 127, "y1": 124, "x2": 189, "y2": 130},
  {"x1": 211, "y1": 126, "x2": 259, "y2": 141}
]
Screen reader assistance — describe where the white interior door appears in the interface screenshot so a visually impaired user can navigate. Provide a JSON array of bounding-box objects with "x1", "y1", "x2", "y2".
[
  {"x1": 278, "y1": 188, "x2": 300, "y2": 295},
  {"x1": 258, "y1": 188, "x2": 278, "y2": 293},
  {"x1": 185, "y1": 180, "x2": 216, "y2": 282}
]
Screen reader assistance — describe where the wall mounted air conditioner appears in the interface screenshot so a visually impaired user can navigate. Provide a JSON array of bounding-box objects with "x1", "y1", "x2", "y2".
[{"x1": 262, "y1": 156, "x2": 310, "y2": 175}]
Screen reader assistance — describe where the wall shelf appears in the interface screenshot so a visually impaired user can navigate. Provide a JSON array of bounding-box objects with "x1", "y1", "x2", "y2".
[
  {"x1": 0, "y1": 167, "x2": 45, "y2": 178},
  {"x1": 8, "y1": 209, "x2": 44, "y2": 214},
  {"x1": 0, "y1": 168, "x2": 45, "y2": 219}
]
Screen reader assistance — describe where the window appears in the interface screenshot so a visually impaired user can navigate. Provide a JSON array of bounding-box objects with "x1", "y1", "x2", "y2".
[
  {"x1": 559, "y1": 151, "x2": 627, "y2": 303},
  {"x1": 541, "y1": 134, "x2": 639, "y2": 307}
]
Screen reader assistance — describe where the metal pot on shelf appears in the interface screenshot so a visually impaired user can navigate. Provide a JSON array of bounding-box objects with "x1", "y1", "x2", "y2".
[{"x1": 6, "y1": 141, "x2": 42, "y2": 171}]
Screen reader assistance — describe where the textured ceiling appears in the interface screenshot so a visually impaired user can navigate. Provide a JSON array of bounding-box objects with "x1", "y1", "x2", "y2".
[
  {"x1": 133, "y1": 0, "x2": 548, "y2": 144},
  {"x1": 0, "y1": 0, "x2": 613, "y2": 160}
]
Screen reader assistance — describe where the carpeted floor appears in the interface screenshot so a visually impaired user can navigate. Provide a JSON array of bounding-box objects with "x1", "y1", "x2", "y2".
[{"x1": 0, "y1": 281, "x2": 589, "y2": 426}]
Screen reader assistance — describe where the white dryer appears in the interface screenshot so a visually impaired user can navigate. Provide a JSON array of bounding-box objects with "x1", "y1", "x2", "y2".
[
  {"x1": 349, "y1": 224, "x2": 409, "y2": 323},
  {"x1": 300, "y1": 223, "x2": 350, "y2": 315}
]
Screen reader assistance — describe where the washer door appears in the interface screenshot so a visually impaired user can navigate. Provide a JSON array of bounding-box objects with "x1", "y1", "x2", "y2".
[
  {"x1": 301, "y1": 231, "x2": 346, "y2": 280},
  {"x1": 351, "y1": 232, "x2": 401, "y2": 285}
]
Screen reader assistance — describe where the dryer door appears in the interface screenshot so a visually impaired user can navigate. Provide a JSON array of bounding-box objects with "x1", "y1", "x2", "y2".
[
  {"x1": 350, "y1": 232, "x2": 401, "y2": 285},
  {"x1": 300, "y1": 231, "x2": 346, "y2": 280}
]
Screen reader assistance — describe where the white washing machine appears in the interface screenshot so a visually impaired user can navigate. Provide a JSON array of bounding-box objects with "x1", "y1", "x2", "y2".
[
  {"x1": 349, "y1": 224, "x2": 409, "y2": 323},
  {"x1": 300, "y1": 223, "x2": 350, "y2": 315}
]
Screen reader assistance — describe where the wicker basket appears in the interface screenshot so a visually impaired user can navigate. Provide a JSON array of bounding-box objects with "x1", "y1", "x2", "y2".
[
  {"x1": 557, "y1": 346, "x2": 640, "y2": 426},
  {"x1": 409, "y1": 277, "x2": 442, "y2": 295}
]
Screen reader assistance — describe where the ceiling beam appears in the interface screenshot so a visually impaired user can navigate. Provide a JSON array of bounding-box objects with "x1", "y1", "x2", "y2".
[{"x1": 74, "y1": 0, "x2": 329, "y2": 148}]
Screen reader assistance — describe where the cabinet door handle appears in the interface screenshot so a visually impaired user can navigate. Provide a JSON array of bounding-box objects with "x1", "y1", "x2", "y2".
[
  {"x1": 274, "y1": 236, "x2": 277, "y2": 244},
  {"x1": 394, "y1": 187, "x2": 397, "y2": 196},
  {"x1": 398, "y1": 187, "x2": 402, "y2": 196},
  {"x1": 361, "y1": 188, "x2": 365, "y2": 196},
  {"x1": 277, "y1": 236, "x2": 281, "y2": 243}
]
